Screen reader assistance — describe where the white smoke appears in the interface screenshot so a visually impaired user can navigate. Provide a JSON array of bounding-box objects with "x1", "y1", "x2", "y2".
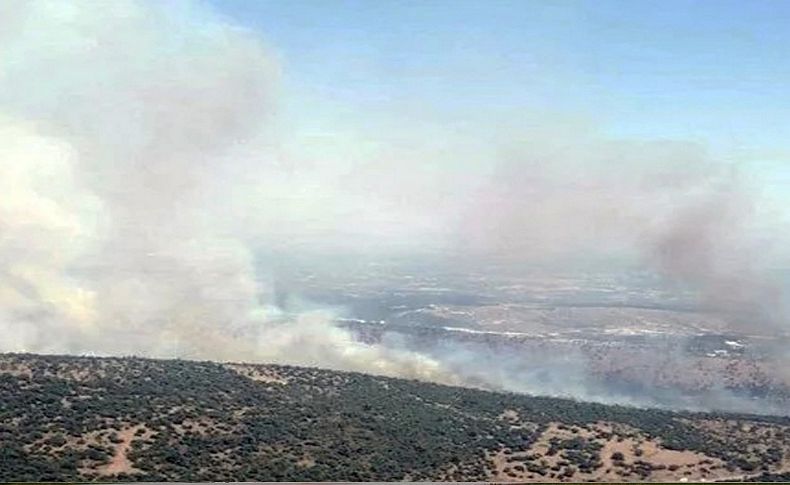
[
  {"x1": 0, "y1": 0, "x2": 456, "y2": 383},
  {"x1": 2, "y1": 0, "x2": 788, "y2": 413}
]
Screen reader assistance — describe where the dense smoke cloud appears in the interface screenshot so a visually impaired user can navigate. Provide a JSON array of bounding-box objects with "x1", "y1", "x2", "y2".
[
  {"x1": 1, "y1": 0, "x2": 787, "y2": 415},
  {"x1": 0, "y1": 0, "x2": 456, "y2": 383},
  {"x1": 461, "y1": 125, "x2": 787, "y2": 334}
]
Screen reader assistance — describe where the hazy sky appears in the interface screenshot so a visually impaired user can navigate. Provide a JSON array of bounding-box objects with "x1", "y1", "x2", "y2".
[
  {"x1": 1, "y1": 0, "x2": 789, "y2": 389},
  {"x1": 206, "y1": 0, "x2": 790, "y2": 234}
]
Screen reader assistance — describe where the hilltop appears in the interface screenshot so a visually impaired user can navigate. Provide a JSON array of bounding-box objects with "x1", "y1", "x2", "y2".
[{"x1": 1, "y1": 353, "x2": 789, "y2": 482}]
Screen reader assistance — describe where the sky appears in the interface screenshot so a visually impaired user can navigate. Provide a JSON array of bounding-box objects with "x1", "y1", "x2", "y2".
[
  {"x1": 209, "y1": 0, "x2": 790, "y2": 149},
  {"x1": 206, "y1": 0, "x2": 790, "y2": 233}
]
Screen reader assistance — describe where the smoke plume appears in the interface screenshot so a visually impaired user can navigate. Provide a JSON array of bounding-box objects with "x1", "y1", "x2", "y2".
[
  {"x1": 1, "y1": 0, "x2": 787, "y2": 415},
  {"x1": 0, "y1": 0, "x2": 456, "y2": 383},
  {"x1": 461, "y1": 124, "x2": 787, "y2": 335}
]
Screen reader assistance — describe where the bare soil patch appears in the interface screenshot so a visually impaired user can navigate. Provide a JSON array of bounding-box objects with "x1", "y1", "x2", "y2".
[{"x1": 225, "y1": 363, "x2": 289, "y2": 384}]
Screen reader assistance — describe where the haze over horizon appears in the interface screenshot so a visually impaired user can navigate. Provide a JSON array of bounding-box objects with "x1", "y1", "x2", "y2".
[{"x1": 2, "y1": 0, "x2": 790, "y2": 413}]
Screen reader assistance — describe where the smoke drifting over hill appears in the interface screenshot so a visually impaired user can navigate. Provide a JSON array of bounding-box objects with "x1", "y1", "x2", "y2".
[
  {"x1": 0, "y1": 0, "x2": 787, "y2": 412},
  {"x1": 464, "y1": 132, "x2": 786, "y2": 332},
  {"x1": 0, "y1": 0, "x2": 455, "y2": 383}
]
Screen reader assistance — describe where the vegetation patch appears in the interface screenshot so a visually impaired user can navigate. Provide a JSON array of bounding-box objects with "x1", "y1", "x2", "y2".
[{"x1": 1, "y1": 353, "x2": 789, "y2": 482}]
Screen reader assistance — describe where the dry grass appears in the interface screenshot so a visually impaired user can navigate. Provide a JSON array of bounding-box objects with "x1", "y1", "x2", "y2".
[
  {"x1": 224, "y1": 363, "x2": 289, "y2": 384},
  {"x1": 486, "y1": 421, "x2": 733, "y2": 483},
  {"x1": 95, "y1": 425, "x2": 147, "y2": 476}
]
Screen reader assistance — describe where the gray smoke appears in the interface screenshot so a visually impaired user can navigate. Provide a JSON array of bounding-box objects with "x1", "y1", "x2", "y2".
[
  {"x1": 0, "y1": 0, "x2": 457, "y2": 383},
  {"x1": 1, "y1": 0, "x2": 787, "y2": 416},
  {"x1": 461, "y1": 124, "x2": 787, "y2": 335}
]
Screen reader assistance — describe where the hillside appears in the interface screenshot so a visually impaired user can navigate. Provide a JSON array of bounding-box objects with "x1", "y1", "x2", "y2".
[{"x1": 1, "y1": 353, "x2": 789, "y2": 482}]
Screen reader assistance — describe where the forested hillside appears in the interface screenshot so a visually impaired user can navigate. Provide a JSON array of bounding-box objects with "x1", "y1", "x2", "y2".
[{"x1": 1, "y1": 353, "x2": 789, "y2": 482}]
